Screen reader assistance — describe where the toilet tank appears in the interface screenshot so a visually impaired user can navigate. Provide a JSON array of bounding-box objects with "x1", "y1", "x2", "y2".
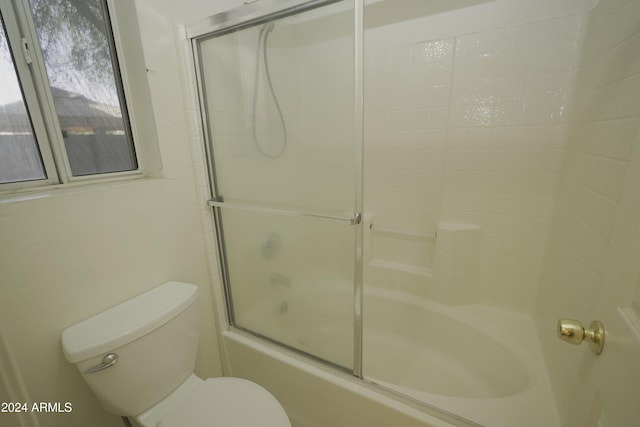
[{"x1": 61, "y1": 282, "x2": 200, "y2": 417}]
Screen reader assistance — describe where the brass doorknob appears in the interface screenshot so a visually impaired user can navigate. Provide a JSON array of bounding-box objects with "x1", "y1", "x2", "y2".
[{"x1": 557, "y1": 319, "x2": 605, "y2": 354}]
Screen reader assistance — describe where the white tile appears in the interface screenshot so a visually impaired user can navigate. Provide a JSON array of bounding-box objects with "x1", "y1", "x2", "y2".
[
  {"x1": 522, "y1": 99, "x2": 569, "y2": 125},
  {"x1": 525, "y1": 72, "x2": 572, "y2": 101},
  {"x1": 571, "y1": 119, "x2": 637, "y2": 160},
  {"x1": 431, "y1": 60, "x2": 454, "y2": 85},
  {"x1": 528, "y1": 43, "x2": 579, "y2": 74},
  {"x1": 366, "y1": 148, "x2": 445, "y2": 170},
  {"x1": 452, "y1": 56, "x2": 499, "y2": 83},
  {"x1": 495, "y1": 125, "x2": 567, "y2": 150},
  {"x1": 366, "y1": 205, "x2": 440, "y2": 232},
  {"x1": 455, "y1": 29, "x2": 503, "y2": 59},
  {"x1": 494, "y1": 102, "x2": 525, "y2": 126},
  {"x1": 447, "y1": 127, "x2": 498, "y2": 147},
  {"x1": 389, "y1": 45, "x2": 412, "y2": 67},
  {"x1": 427, "y1": 107, "x2": 450, "y2": 128},
  {"x1": 371, "y1": 49, "x2": 390, "y2": 69},
  {"x1": 411, "y1": 86, "x2": 451, "y2": 109},
  {"x1": 562, "y1": 210, "x2": 609, "y2": 276},
  {"x1": 501, "y1": 25, "x2": 533, "y2": 53},
  {"x1": 526, "y1": 15, "x2": 582, "y2": 48},
  {"x1": 411, "y1": 42, "x2": 429, "y2": 65},
  {"x1": 498, "y1": 149, "x2": 563, "y2": 173},
  {"x1": 365, "y1": 168, "x2": 443, "y2": 189},
  {"x1": 403, "y1": 64, "x2": 432, "y2": 87},
  {"x1": 494, "y1": 51, "x2": 530, "y2": 78},
  {"x1": 443, "y1": 171, "x2": 557, "y2": 196},
  {"x1": 451, "y1": 81, "x2": 499, "y2": 106},
  {"x1": 413, "y1": 38, "x2": 455, "y2": 64},
  {"x1": 498, "y1": 77, "x2": 526, "y2": 103},
  {"x1": 181, "y1": 80, "x2": 199, "y2": 111},
  {"x1": 365, "y1": 129, "x2": 447, "y2": 149},
  {"x1": 589, "y1": 0, "x2": 627, "y2": 32},
  {"x1": 367, "y1": 186, "x2": 439, "y2": 208},
  {"x1": 595, "y1": 74, "x2": 640, "y2": 120},
  {"x1": 368, "y1": 89, "x2": 413, "y2": 111}
]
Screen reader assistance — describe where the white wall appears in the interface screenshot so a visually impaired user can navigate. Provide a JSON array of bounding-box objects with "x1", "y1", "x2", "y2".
[{"x1": 0, "y1": 1, "x2": 222, "y2": 426}]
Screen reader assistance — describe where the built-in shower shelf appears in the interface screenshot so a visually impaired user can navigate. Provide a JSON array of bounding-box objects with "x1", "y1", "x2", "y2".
[
  {"x1": 369, "y1": 259, "x2": 433, "y2": 278},
  {"x1": 365, "y1": 218, "x2": 435, "y2": 280}
]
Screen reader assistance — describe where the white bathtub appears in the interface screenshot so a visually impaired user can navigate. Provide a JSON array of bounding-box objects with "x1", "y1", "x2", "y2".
[
  {"x1": 362, "y1": 288, "x2": 560, "y2": 427},
  {"x1": 228, "y1": 287, "x2": 560, "y2": 427}
]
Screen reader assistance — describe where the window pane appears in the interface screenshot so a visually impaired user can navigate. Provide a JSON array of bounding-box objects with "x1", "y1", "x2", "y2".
[
  {"x1": 28, "y1": 0, "x2": 137, "y2": 176},
  {"x1": 0, "y1": 16, "x2": 46, "y2": 184}
]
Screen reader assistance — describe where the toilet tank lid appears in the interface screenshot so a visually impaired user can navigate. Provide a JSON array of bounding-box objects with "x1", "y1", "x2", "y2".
[{"x1": 61, "y1": 281, "x2": 199, "y2": 363}]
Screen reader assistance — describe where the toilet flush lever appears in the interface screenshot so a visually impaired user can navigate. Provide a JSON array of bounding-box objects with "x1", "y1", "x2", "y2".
[
  {"x1": 557, "y1": 319, "x2": 605, "y2": 355},
  {"x1": 85, "y1": 353, "x2": 118, "y2": 373}
]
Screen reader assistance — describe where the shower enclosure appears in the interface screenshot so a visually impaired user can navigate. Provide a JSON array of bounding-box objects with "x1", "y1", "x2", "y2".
[
  {"x1": 188, "y1": 0, "x2": 640, "y2": 426},
  {"x1": 190, "y1": 0, "x2": 363, "y2": 372}
]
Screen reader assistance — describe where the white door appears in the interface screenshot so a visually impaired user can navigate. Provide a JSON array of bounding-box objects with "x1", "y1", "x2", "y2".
[{"x1": 567, "y1": 141, "x2": 640, "y2": 427}]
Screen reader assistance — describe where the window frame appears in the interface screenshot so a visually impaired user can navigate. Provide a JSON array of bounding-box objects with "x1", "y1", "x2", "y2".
[
  {"x1": 0, "y1": 0, "x2": 148, "y2": 194},
  {"x1": 0, "y1": 0, "x2": 58, "y2": 190}
]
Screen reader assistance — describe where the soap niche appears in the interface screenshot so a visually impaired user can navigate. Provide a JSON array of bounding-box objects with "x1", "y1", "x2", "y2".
[{"x1": 364, "y1": 217, "x2": 481, "y2": 305}]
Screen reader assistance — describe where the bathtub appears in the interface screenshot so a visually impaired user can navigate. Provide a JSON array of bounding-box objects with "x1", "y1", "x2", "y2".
[
  {"x1": 226, "y1": 287, "x2": 560, "y2": 427},
  {"x1": 362, "y1": 288, "x2": 560, "y2": 427}
]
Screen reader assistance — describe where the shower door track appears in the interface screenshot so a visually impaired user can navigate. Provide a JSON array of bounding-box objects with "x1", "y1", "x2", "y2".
[{"x1": 187, "y1": 0, "x2": 343, "y2": 39}]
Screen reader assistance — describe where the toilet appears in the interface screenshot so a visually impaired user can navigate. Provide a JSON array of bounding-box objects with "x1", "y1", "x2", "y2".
[{"x1": 61, "y1": 281, "x2": 291, "y2": 427}]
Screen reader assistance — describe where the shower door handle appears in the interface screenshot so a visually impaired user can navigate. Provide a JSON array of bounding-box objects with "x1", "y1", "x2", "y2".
[
  {"x1": 352, "y1": 212, "x2": 362, "y2": 225},
  {"x1": 208, "y1": 199, "x2": 362, "y2": 225}
]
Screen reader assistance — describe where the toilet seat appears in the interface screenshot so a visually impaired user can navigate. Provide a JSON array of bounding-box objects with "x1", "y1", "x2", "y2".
[{"x1": 156, "y1": 377, "x2": 291, "y2": 427}]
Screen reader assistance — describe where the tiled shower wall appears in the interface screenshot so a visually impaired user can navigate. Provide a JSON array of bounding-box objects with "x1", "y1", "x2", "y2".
[
  {"x1": 364, "y1": 14, "x2": 584, "y2": 312},
  {"x1": 182, "y1": 3, "x2": 596, "y2": 317}
]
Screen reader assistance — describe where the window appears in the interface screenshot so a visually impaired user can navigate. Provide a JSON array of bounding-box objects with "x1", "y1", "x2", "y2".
[{"x1": 0, "y1": 0, "x2": 140, "y2": 190}]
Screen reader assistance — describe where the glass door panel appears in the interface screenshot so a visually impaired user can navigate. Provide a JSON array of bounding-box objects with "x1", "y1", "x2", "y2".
[
  {"x1": 197, "y1": 1, "x2": 356, "y2": 216},
  {"x1": 221, "y1": 209, "x2": 355, "y2": 369}
]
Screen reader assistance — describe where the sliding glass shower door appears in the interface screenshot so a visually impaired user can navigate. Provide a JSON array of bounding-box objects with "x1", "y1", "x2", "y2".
[{"x1": 192, "y1": 0, "x2": 361, "y2": 370}]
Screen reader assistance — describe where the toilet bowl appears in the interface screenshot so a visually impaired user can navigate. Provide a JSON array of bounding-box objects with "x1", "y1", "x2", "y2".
[
  {"x1": 61, "y1": 281, "x2": 290, "y2": 427},
  {"x1": 137, "y1": 375, "x2": 290, "y2": 427}
]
